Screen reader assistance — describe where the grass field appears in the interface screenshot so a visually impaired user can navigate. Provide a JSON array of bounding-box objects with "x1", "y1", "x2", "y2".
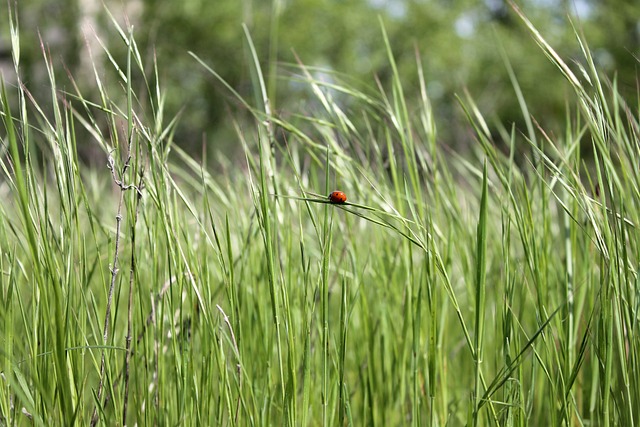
[{"x1": 1, "y1": 4, "x2": 639, "y2": 426}]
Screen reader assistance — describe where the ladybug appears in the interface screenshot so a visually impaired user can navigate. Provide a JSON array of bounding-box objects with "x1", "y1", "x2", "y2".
[{"x1": 328, "y1": 190, "x2": 347, "y2": 204}]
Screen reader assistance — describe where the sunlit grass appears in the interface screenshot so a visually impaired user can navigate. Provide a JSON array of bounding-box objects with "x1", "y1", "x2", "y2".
[{"x1": 1, "y1": 2, "x2": 639, "y2": 426}]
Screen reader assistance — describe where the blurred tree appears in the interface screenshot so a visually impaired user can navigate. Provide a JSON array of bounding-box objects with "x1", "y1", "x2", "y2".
[
  {"x1": 588, "y1": 0, "x2": 640, "y2": 93},
  {"x1": 1, "y1": 0, "x2": 638, "y2": 161}
]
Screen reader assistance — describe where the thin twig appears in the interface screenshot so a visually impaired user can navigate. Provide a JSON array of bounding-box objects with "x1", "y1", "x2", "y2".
[
  {"x1": 100, "y1": 275, "x2": 178, "y2": 412},
  {"x1": 90, "y1": 136, "x2": 135, "y2": 427},
  {"x1": 122, "y1": 169, "x2": 144, "y2": 424}
]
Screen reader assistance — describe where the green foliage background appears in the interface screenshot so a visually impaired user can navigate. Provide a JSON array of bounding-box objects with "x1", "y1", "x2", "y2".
[{"x1": 1, "y1": 0, "x2": 638, "y2": 157}]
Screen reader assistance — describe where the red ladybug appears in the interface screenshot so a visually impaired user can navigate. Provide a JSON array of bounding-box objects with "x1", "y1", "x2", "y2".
[{"x1": 328, "y1": 191, "x2": 347, "y2": 204}]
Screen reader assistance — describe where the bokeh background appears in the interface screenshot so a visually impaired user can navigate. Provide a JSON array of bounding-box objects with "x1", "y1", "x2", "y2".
[{"x1": 1, "y1": 0, "x2": 638, "y2": 162}]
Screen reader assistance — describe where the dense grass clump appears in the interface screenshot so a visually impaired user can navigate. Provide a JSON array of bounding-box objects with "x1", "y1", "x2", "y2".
[{"x1": 1, "y1": 4, "x2": 639, "y2": 426}]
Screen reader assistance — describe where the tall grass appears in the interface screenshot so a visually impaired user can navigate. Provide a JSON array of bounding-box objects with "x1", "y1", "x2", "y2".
[{"x1": 1, "y1": 2, "x2": 639, "y2": 425}]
